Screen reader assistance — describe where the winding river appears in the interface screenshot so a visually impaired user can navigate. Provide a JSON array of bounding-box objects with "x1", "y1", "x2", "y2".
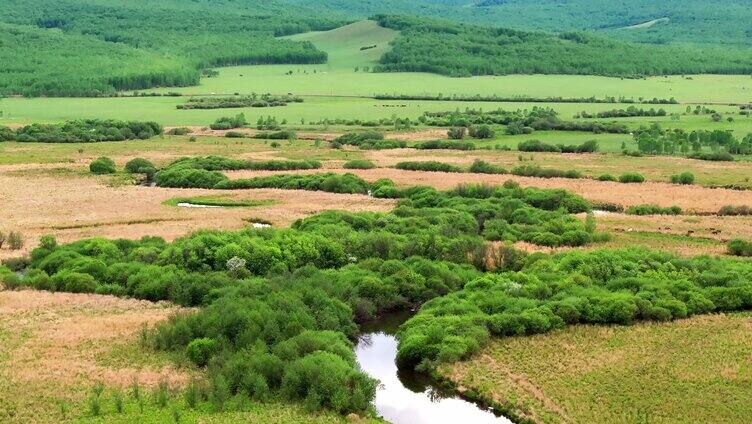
[{"x1": 355, "y1": 313, "x2": 512, "y2": 424}]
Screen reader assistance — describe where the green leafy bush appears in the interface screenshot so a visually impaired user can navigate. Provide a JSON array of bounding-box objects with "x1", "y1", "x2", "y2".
[
  {"x1": 626, "y1": 204, "x2": 682, "y2": 215},
  {"x1": 395, "y1": 161, "x2": 463, "y2": 173},
  {"x1": 186, "y1": 338, "x2": 217, "y2": 367},
  {"x1": 728, "y1": 239, "x2": 752, "y2": 257},
  {"x1": 343, "y1": 160, "x2": 376, "y2": 169},
  {"x1": 415, "y1": 140, "x2": 475, "y2": 150},
  {"x1": 670, "y1": 171, "x2": 695, "y2": 185},
  {"x1": 125, "y1": 158, "x2": 156, "y2": 174},
  {"x1": 210, "y1": 114, "x2": 247, "y2": 130},
  {"x1": 618, "y1": 172, "x2": 645, "y2": 183},
  {"x1": 89, "y1": 157, "x2": 117, "y2": 175},
  {"x1": 469, "y1": 159, "x2": 506, "y2": 174}
]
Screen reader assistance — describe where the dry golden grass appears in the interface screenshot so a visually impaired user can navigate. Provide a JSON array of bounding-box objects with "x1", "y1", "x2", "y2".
[
  {"x1": 443, "y1": 313, "x2": 752, "y2": 424},
  {"x1": 226, "y1": 167, "x2": 752, "y2": 214},
  {"x1": 0, "y1": 170, "x2": 395, "y2": 259},
  {"x1": 0, "y1": 290, "x2": 187, "y2": 423}
]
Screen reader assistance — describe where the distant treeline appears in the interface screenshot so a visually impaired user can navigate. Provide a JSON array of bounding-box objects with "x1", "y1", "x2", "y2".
[
  {"x1": 420, "y1": 108, "x2": 629, "y2": 134},
  {"x1": 177, "y1": 94, "x2": 304, "y2": 110},
  {"x1": 631, "y1": 123, "x2": 752, "y2": 157},
  {"x1": 576, "y1": 106, "x2": 668, "y2": 119},
  {"x1": 372, "y1": 14, "x2": 752, "y2": 77},
  {"x1": 1, "y1": 120, "x2": 162, "y2": 143},
  {"x1": 374, "y1": 94, "x2": 679, "y2": 104}
]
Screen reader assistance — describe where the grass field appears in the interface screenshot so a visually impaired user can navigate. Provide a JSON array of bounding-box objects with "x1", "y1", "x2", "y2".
[
  {"x1": 442, "y1": 312, "x2": 752, "y2": 423},
  {"x1": 0, "y1": 290, "x2": 372, "y2": 424}
]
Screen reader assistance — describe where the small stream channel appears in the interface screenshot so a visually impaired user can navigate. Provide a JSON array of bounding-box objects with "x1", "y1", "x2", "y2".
[{"x1": 355, "y1": 312, "x2": 512, "y2": 424}]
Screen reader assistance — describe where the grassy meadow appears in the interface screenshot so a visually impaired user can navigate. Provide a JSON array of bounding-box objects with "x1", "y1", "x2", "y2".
[{"x1": 443, "y1": 313, "x2": 752, "y2": 423}]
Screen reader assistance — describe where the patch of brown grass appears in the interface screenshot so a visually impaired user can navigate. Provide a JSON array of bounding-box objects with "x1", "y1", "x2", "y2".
[{"x1": 0, "y1": 290, "x2": 187, "y2": 423}]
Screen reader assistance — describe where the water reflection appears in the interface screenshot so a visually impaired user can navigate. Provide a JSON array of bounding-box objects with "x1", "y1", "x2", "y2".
[{"x1": 355, "y1": 314, "x2": 511, "y2": 424}]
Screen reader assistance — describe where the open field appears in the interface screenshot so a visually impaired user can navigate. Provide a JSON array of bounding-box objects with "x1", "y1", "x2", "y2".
[
  {"x1": 442, "y1": 312, "x2": 752, "y2": 424},
  {"x1": 0, "y1": 290, "x2": 185, "y2": 423}
]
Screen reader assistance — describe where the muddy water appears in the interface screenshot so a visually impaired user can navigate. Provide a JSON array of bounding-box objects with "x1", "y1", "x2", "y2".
[{"x1": 356, "y1": 313, "x2": 512, "y2": 424}]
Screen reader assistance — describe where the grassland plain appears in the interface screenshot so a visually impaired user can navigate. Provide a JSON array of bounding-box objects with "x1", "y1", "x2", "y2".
[
  {"x1": 0, "y1": 289, "x2": 375, "y2": 424},
  {"x1": 442, "y1": 313, "x2": 752, "y2": 424}
]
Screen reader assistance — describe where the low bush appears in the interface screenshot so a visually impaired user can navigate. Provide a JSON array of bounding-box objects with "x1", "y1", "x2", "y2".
[
  {"x1": 155, "y1": 167, "x2": 228, "y2": 188},
  {"x1": 343, "y1": 160, "x2": 376, "y2": 169},
  {"x1": 415, "y1": 140, "x2": 475, "y2": 150},
  {"x1": 14, "y1": 120, "x2": 162, "y2": 143},
  {"x1": 469, "y1": 160, "x2": 506, "y2": 174},
  {"x1": 217, "y1": 173, "x2": 371, "y2": 194},
  {"x1": 618, "y1": 172, "x2": 645, "y2": 183},
  {"x1": 8, "y1": 231, "x2": 24, "y2": 250},
  {"x1": 395, "y1": 161, "x2": 463, "y2": 173},
  {"x1": 518, "y1": 139, "x2": 559, "y2": 152},
  {"x1": 186, "y1": 338, "x2": 217, "y2": 367},
  {"x1": 687, "y1": 151, "x2": 734, "y2": 162},
  {"x1": 167, "y1": 127, "x2": 190, "y2": 136},
  {"x1": 225, "y1": 131, "x2": 245, "y2": 138},
  {"x1": 718, "y1": 205, "x2": 752, "y2": 216},
  {"x1": 210, "y1": 113, "x2": 247, "y2": 130},
  {"x1": 253, "y1": 130, "x2": 296, "y2": 140},
  {"x1": 728, "y1": 239, "x2": 752, "y2": 257},
  {"x1": 89, "y1": 157, "x2": 117, "y2": 175},
  {"x1": 468, "y1": 125, "x2": 495, "y2": 139},
  {"x1": 626, "y1": 204, "x2": 682, "y2": 215},
  {"x1": 511, "y1": 165, "x2": 581, "y2": 179},
  {"x1": 670, "y1": 172, "x2": 695, "y2": 185},
  {"x1": 447, "y1": 127, "x2": 466, "y2": 140},
  {"x1": 125, "y1": 158, "x2": 156, "y2": 174},
  {"x1": 597, "y1": 174, "x2": 617, "y2": 182}
]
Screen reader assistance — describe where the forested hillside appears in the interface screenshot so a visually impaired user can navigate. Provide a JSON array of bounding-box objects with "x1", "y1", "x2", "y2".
[
  {"x1": 283, "y1": 0, "x2": 752, "y2": 45},
  {"x1": 373, "y1": 15, "x2": 752, "y2": 78},
  {"x1": 0, "y1": 0, "x2": 347, "y2": 96}
]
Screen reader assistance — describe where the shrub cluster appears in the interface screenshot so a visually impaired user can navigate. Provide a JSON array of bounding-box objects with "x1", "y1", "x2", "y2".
[
  {"x1": 625, "y1": 204, "x2": 682, "y2": 216},
  {"x1": 511, "y1": 165, "x2": 582, "y2": 179},
  {"x1": 398, "y1": 248, "x2": 752, "y2": 367},
  {"x1": 343, "y1": 160, "x2": 376, "y2": 170},
  {"x1": 415, "y1": 140, "x2": 475, "y2": 150},
  {"x1": 518, "y1": 139, "x2": 598, "y2": 153},
  {"x1": 718, "y1": 205, "x2": 752, "y2": 216},
  {"x1": 469, "y1": 160, "x2": 506, "y2": 175},
  {"x1": 177, "y1": 94, "x2": 303, "y2": 110},
  {"x1": 670, "y1": 172, "x2": 695, "y2": 185},
  {"x1": 618, "y1": 172, "x2": 646, "y2": 183},
  {"x1": 728, "y1": 239, "x2": 752, "y2": 257},
  {"x1": 394, "y1": 161, "x2": 463, "y2": 173},
  {"x1": 210, "y1": 114, "x2": 247, "y2": 130},
  {"x1": 13, "y1": 120, "x2": 162, "y2": 143},
  {"x1": 89, "y1": 157, "x2": 117, "y2": 175}
]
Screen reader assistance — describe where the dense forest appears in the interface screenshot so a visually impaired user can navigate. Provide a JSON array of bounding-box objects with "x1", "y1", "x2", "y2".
[
  {"x1": 283, "y1": 0, "x2": 752, "y2": 45},
  {"x1": 373, "y1": 15, "x2": 752, "y2": 77},
  {"x1": 0, "y1": 0, "x2": 346, "y2": 96}
]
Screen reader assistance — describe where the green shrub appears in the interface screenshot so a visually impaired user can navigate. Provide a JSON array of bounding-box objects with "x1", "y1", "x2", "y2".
[
  {"x1": 167, "y1": 127, "x2": 190, "y2": 136},
  {"x1": 186, "y1": 338, "x2": 218, "y2": 367},
  {"x1": 225, "y1": 131, "x2": 245, "y2": 138},
  {"x1": 728, "y1": 239, "x2": 752, "y2": 257},
  {"x1": 125, "y1": 158, "x2": 156, "y2": 174},
  {"x1": 89, "y1": 157, "x2": 117, "y2": 175},
  {"x1": 626, "y1": 204, "x2": 682, "y2": 215},
  {"x1": 618, "y1": 172, "x2": 645, "y2": 183},
  {"x1": 210, "y1": 113, "x2": 247, "y2": 130},
  {"x1": 718, "y1": 205, "x2": 752, "y2": 216},
  {"x1": 468, "y1": 125, "x2": 495, "y2": 139},
  {"x1": 518, "y1": 139, "x2": 560, "y2": 152},
  {"x1": 51, "y1": 271, "x2": 97, "y2": 293},
  {"x1": 343, "y1": 160, "x2": 376, "y2": 170},
  {"x1": 670, "y1": 171, "x2": 695, "y2": 185},
  {"x1": 469, "y1": 159, "x2": 506, "y2": 174},
  {"x1": 154, "y1": 168, "x2": 228, "y2": 189},
  {"x1": 687, "y1": 151, "x2": 734, "y2": 161},
  {"x1": 415, "y1": 140, "x2": 475, "y2": 150},
  {"x1": 511, "y1": 165, "x2": 581, "y2": 179},
  {"x1": 253, "y1": 130, "x2": 296, "y2": 140},
  {"x1": 447, "y1": 127, "x2": 467, "y2": 140},
  {"x1": 395, "y1": 161, "x2": 463, "y2": 173},
  {"x1": 597, "y1": 174, "x2": 616, "y2": 182}
]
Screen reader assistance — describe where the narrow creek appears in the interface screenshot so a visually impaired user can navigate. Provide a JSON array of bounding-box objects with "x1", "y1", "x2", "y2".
[{"x1": 355, "y1": 312, "x2": 512, "y2": 424}]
